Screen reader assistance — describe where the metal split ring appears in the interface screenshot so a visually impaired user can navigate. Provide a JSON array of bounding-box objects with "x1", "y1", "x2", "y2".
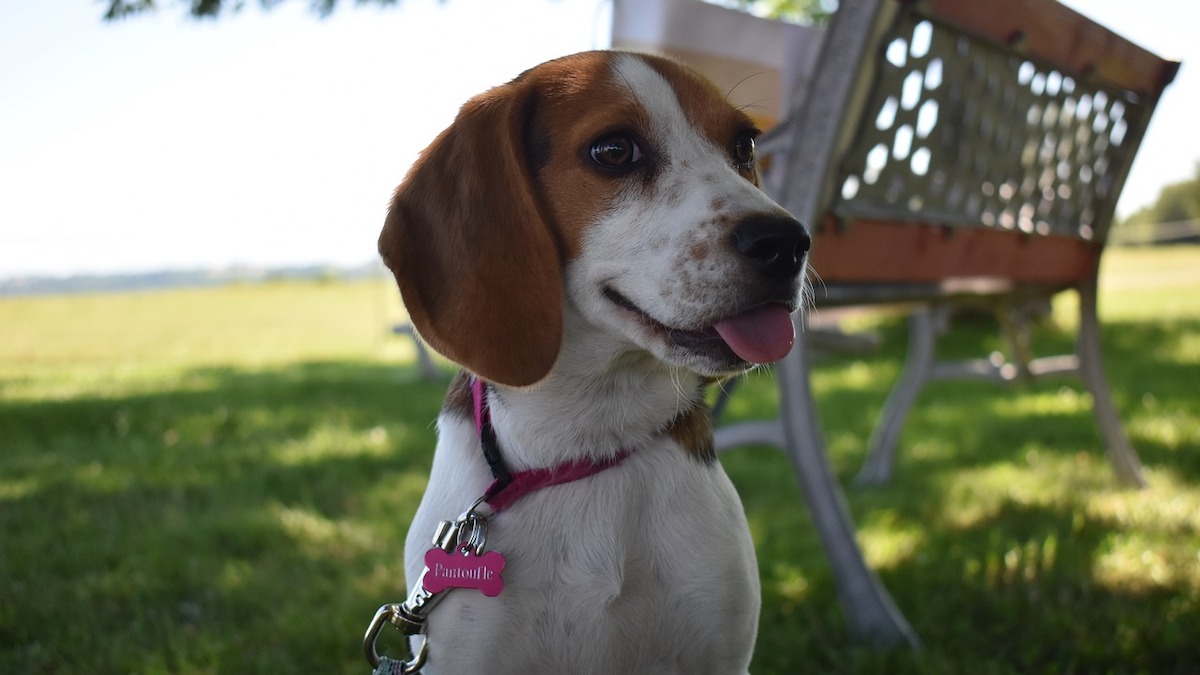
[{"x1": 457, "y1": 510, "x2": 489, "y2": 555}]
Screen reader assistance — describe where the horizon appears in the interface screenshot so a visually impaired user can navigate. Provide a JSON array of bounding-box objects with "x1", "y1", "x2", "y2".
[{"x1": 1, "y1": 0, "x2": 1197, "y2": 279}]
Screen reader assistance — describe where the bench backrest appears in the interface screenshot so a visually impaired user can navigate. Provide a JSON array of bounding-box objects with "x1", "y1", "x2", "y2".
[{"x1": 761, "y1": 0, "x2": 1178, "y2": 302}]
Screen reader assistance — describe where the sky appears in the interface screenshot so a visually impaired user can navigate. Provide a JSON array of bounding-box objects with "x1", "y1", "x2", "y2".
[{"x1": 1, "y1": 0, "x2": 1196, "y2": 278}]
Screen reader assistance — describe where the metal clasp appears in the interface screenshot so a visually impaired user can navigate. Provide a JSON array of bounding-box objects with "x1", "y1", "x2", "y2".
[
  {"x1": 363, "y1": 603, "x2": 428, "y2": 672},
  {"x1": 362, "y1": 504, "x2": 491, "y2": 671}
]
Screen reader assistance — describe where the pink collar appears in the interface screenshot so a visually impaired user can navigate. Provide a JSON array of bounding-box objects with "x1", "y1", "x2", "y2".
[{"x1": 471, "y1": 377, "x2": 631, "y2": 513}]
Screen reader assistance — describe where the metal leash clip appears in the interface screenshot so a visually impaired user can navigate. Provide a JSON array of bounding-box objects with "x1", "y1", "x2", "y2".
[
  {"x1": 362, "y1": 602, "x2": 427, "y2": 674},
  {"x1": 363, "y1": 504, "x2": 490, "y2": 672}
]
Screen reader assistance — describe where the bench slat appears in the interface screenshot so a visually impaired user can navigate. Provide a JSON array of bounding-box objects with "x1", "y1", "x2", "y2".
[
  {"x1": 810, "y1": 218, "x2": 1099, "y2": 288},
  {"x1": 919, "y1": 0, "x2": 1180, "y2": 96}
]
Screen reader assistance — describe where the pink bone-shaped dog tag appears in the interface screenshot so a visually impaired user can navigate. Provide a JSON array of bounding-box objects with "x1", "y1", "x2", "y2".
[{"x1": 423, "y1": 545, "x2": 506, "y2": 597}]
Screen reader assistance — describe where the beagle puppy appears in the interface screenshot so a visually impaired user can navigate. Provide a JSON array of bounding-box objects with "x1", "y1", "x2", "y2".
[{"x1": 377, "y1": 50, "x2": 809, "y2": 674}]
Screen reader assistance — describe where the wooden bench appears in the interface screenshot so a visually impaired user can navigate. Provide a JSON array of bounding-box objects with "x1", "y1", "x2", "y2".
[{"x1": 698, "y1": 0, "x2": 1179, "y2": 648}]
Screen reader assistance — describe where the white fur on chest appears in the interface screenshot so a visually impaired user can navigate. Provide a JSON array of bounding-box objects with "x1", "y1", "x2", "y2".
[{"x1": 404, "y1": 415, "x2": 759, "y2": 675}]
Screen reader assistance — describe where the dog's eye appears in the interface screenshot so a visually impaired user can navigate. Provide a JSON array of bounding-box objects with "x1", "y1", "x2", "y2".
[
  {"x1": 590, "y1": 136, "x2": 642, "y2": 168},
  {"x1": 733, "y1": 133, "x2": 756, "y2": 168}
]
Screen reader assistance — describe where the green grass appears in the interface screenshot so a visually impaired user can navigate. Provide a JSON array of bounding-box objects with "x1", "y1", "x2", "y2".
[{"x1": 2, "y1": 248, "x2": 1198, "y2": 674}]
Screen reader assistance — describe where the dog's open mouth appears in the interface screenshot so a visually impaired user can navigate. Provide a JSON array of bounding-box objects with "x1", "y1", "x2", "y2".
[{"x1": 603, "y1": 288, "x2": 796, "y2": 365}]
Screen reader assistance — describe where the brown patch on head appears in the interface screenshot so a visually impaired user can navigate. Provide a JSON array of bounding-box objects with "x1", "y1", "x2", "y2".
[
  {"x1": 522, "y1": 51, "x2": 763, "y2": 264},
  {"x1": 637, "y1": 53, "x2": 762, "y2": 185},
  {"x1": 664, "y1": 402, "x2": 716, "y2": 464},
  {"x1": 523, "y1": 52, "x2": 655, "y2": 259}
]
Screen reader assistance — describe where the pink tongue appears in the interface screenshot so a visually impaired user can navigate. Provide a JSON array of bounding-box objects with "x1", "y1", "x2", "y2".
[{"x1": 713, "y1": 305, "x2": 796, "y2": 364}]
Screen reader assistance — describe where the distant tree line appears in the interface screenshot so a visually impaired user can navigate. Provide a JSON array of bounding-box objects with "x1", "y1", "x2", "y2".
[
  {"x1": 103, "y1": 0, "x2": 402, "y2": 21},
  {"x1": 708, "y1": 0, "x2": 834, "y2": 23},
  {"x1": 1117, "y1": 162, "x2": 1200, "y2": 245}
]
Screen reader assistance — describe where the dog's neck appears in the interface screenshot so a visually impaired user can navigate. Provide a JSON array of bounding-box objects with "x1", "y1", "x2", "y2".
[{"x1": 480, "y1": 308, "x2": 713, "y2": 471}]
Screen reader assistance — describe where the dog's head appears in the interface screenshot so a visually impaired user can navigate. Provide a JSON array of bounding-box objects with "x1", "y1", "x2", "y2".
[{"x1": 380, "y1": 51, "x2": 809, "y2": 387}]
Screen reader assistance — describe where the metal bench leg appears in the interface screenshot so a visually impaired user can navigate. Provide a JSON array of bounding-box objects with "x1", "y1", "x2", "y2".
[
  {"x1": 718, "y1": 318, "x2": 920, "y2": 649},
  {"x1": 1076, "y1": 276, "x2": 1147, "y2": 487},
  {"x1": 392, "y1": 323, "x2": 441, "y2": 381},
  {"x1": 777, "y1": 328, "x2": 921, "y2": 648},
  {"x1": 855, "y1": 306, "x2": 940, "y2": 486},
  {"x1": 710, "y1": 375, "x2": 742, "y2": 423}
]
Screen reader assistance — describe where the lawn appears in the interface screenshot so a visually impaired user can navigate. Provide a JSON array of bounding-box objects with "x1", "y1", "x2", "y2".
[{"x1": 2, "y1": 247, "x2": 1198, "y2": 674}]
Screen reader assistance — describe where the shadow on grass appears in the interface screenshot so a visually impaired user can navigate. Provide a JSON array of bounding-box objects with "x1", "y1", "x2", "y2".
[
  {"x1": 727, "y1": 314, "x2": 1200, "y2": 482},
  {"x1": 0, "y1": 360, "x2": 449, "y2": 674},
  {"x1": 721, "y1": 313, "x2": 1200, "y2": 673},
  {"x1": 2, "y1": 313, "x2": 1196, "y2": 673},
  {"x1": 903, "y1": 315, "x2": 1200, "y2": 484},
  {"x1": 745, "y1": 488, "x2": 1200, "y2": 674}
]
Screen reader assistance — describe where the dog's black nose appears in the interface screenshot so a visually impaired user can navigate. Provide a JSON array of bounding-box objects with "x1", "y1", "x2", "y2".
[{"x1": 731, "y1": 215, "x2": 811, "y2": 281}]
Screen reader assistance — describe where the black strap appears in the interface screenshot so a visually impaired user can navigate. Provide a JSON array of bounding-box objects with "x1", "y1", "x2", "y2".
[{"x1": 474, "y1": 381, "x2": 513, "y2": 493}]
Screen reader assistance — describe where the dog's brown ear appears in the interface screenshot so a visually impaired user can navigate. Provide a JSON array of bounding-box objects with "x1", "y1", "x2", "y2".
[{"x1": 379, "y1": 78, "x2": 562, "y2": 388}]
